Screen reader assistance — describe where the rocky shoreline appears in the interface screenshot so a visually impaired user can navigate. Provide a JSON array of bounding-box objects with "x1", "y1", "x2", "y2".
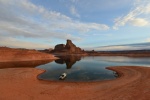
[{"x1": 0, "y1": 47, "x2": 57, "y2": 62}]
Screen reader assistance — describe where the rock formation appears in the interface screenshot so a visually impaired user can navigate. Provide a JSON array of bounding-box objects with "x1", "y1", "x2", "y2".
[
  {"x1": 53, "y1": 39, "x2": 83, "y2": 54},
  {"x1": 0, "y1": 47, "x2": 57, "y2": 62},
  {"x1": 55, "y1": 44, "x2": 66, "y2": 51}
]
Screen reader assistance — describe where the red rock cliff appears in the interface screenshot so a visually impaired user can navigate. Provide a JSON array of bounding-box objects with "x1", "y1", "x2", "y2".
[
  {"x1": 53, "y1": 39, "x2": 83, "y2": 54},
  {"x1": 0, "y1": 47, "x2": 57, "y2": 62}
]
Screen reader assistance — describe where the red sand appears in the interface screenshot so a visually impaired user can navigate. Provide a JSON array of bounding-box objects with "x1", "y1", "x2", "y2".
[{"x1": 0, "y1": 66, "x2": 150, "y2": 100}]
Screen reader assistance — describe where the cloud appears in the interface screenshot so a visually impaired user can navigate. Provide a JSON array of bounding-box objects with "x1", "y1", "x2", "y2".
[
  {"x1": 70, "y1": 6, "x2": 80, "y2": 18},
  {"x1": 146, "y1": 38, "x2": 150, "y2": 42},
  {"x1": 129, "y1": 18, "x2": 149, "y2": 26},
  {"x1": 69, "y1": 0, "x2": 135, "y2": 12},
  {"x1": 95, "y1": 45, "x2": 132, "y2": 51},
  {"x1": 113, "y1": 0, "x2": 150, "y2": 29},
  {"x1": 0, "y1": 0, "x2": 110, "y2": 49},
  {"x1": 0, "y1": 37, "x2": 51, "y2": 49},
  {"x1": 95, "y1": 43, "x2": 150, "y2": 51},
  {"x1": 0, "y1": 0, "x2": 109, "y2": 37}
]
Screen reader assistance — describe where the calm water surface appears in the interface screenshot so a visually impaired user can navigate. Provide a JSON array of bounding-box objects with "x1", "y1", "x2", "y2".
[
  {"x1": 37, "y1": 56, "x2": 150, "y2": 82},
  {"x1": 1, "y1": 56, "x2": 149, "y2": 82}
]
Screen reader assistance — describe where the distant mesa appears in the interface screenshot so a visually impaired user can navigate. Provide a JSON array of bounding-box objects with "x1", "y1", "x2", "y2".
[{"x1": 52, "y1": 39, "x2": 84, "y2": 54}]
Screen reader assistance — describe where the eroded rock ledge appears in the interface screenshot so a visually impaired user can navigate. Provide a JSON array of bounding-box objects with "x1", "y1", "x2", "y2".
[{"x1": 0, "y1": 47, "x2": 57, "y2": 62}]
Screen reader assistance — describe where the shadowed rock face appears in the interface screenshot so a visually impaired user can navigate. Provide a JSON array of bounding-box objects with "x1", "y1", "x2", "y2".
[
  {"x1": 53, "y1": 39, "x2": 83, "y2": 54},
  {"x1": 65, "y1": 40, "x2": 82, "y2": 53},
  {"x1": 55, "y1": 59, "x2": 65, "y2": 64},
  {"x1": 54, "y1": 44, "x2": 65, "y2": 51},
  {"x1": 55, "y1": 55, "x2": 81, "y2": 69},
  {"x1": 0, "y1": 60, "x2": 53, "y2": 69}
]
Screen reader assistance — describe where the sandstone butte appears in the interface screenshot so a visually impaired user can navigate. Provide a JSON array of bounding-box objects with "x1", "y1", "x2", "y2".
[
  {"x1": 0, "y1": 47, "x2": 57, "y2": 62},
  {"x1": 52, "y1": 39, "x2": 84, "y2": 54},
  {"x1": 43, "y1": 39, "x2": 150, "y2": 57},
  {"x1": 0, "y1": 66, "x2": 149, "y2": 100}
]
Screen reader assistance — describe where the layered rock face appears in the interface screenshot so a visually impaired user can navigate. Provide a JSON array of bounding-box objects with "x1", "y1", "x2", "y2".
[
  {"x1": 0, "y1": 47, "x2": 57, "y2": 62},
  {"x1": 53, "y1": 40, "x2": 82, "y2": 54}
]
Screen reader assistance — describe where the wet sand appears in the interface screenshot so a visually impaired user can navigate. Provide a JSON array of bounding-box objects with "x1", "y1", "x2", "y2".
[{"x1": 0, "y1": 66, "x2": 149, "y2": 100}]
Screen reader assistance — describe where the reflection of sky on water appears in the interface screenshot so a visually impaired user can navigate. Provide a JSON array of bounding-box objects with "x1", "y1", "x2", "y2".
[
  {"x1": 37, "y1": 56, "x2": 150, "y2": 82},
  {"x1": 89, "y1": 56, "x2": 150, "y2": 67}
]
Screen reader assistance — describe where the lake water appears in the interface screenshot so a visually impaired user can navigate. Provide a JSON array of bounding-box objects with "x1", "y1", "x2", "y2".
[
  {"x1": 0, "y1": 56, "x2": 150, "y2": 82},
  {"x1": 37, "y1": 56, "x2": 150, "y2": 82}
]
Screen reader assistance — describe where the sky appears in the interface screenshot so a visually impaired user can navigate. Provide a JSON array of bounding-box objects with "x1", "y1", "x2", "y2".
[{"x1": 0, "y1": 0, "x2": 150, "y2": 50}]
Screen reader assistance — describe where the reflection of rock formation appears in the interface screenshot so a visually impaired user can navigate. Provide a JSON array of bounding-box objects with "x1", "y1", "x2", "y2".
[
  {"x1": 55, "y1": 59, "x2": 65, "y2": 64},
  {"x1": 55, "y1": 56, "x2": 81, "y2": 69},
  {"x1": 0, "y1": 60, "x2": 53, "y2": 69},
  {"x1": 53, "y1": 39, "x2": 83, "y2": 54}
]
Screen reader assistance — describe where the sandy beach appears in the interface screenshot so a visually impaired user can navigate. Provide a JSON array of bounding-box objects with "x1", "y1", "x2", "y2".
[{"x1": 0, "y1": 66, "x2": 149, "y2": 100}]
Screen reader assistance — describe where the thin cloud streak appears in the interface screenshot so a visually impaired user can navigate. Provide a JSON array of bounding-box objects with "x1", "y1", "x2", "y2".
[
  {"x1": 113, "y1": 0, "x2": 150, "y2": 29},
  {"x1": 70, "y1": 6, "x2": 80, "y2": 18},
  {"x1": 0, "y1": 37, "x2": 51, "y2": 49},
  {"x1": 0, "y1": 0, "x2": 109, "y2": 39},
  {"x1": 95, "y1": 43, "x2": 150, "y2": 51},
  {"x1": 0, "y1": 0, "x2": 110, "y2": 49}
]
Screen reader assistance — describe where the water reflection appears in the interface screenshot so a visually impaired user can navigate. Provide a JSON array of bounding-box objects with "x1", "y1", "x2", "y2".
[
  {"x1": 55, "y1": 55, "x2": 81, "y2": 69},
  {"x1": 0, "y1": 60, "x2": 53, "y2": 69},
  {"x1": 37, "y1": 56, "x2": 117, "y2": 81},
  {"x1": 37, "y1": 56, "x2": 150, "y2": 81}
]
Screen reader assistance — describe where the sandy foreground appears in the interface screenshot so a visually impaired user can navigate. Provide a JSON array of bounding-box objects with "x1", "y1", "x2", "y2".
[{"x1": 0, "y1": 66, "x2": 150, "y2": 100}]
